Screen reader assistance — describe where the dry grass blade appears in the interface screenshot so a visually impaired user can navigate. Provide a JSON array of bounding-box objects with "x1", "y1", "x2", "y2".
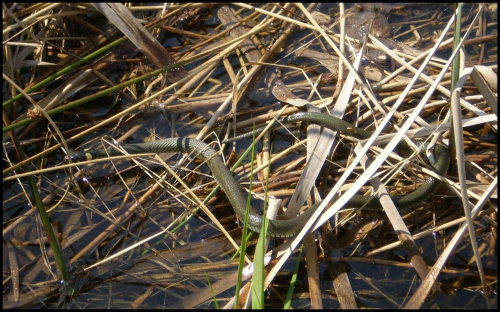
[
  {"x1": 284, "y1": 4, "x2": 366, "y2": 218},
  {"x1": 367, "y1": 206, "x2": 496, "y2": 256},
  {"x1": 3, "y1": 3, "x2": 496, "y2": 309},
  {"x1": 266, "y1": 2, "x2": 458, "y2": 293},
  {"x1": 353, "y1": 143, "x2": 436, "y2": 290},
  {"x1": 449, "y1": 69, "x2": 487, "y2": 296},
  {"x1": 405, "y1": 177, "x2": 497, "y2": 308},
  {"x1": 91, "y1": 3, "x2": 188, "y2": 82}
]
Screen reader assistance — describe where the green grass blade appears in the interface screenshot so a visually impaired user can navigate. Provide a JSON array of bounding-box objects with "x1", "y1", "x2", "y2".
[
  {"x1": 12, "y1": 136, "x2": 70, "y2": 283},
  {"x1": 234, "y1": 127, "x2": 257, "y2": 307},
  {"x1": 283, "y1": 248, "x2": 304, "y2": 309},
  {"x1": 3, "y1": 37, "x2": 127, "y2": 108}
]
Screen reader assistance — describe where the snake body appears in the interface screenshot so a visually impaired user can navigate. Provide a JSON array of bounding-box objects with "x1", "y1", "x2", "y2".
[{"x1": 71, "y1": 112, "x2": 450, "y2": 237}]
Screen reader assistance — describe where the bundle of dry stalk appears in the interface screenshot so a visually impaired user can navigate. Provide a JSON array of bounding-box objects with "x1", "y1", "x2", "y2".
[{"x1": 2, "y1": 3, "x2": 497, "y2": 309}]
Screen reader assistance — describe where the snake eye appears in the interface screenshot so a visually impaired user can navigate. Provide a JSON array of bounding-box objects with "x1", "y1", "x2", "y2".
[{"x1": 63, "y1": 154, "x2": 72, "y2": 163}]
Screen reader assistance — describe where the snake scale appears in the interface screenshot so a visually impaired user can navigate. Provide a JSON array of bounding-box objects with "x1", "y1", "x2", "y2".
[{"x1": 70, "y1": 112, "x2": 450, "y2": 237}]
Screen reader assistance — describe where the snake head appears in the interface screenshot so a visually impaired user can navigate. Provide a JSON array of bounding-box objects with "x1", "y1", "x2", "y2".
[{"x1": 64, "y1": 151, "x2": 93, "y2": 162}]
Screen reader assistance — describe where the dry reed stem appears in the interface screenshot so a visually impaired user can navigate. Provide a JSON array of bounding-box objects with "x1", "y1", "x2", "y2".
[{"x1": 3, "y1": 2, "x2": 496, "y2": 309}]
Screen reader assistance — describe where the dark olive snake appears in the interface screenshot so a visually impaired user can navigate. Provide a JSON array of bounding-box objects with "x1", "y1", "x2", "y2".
[{"x1": 69, "y1": 112, "x2": 450, "y2": 237}]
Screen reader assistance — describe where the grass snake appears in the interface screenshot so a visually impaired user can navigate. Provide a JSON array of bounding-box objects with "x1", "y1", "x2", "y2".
[{"x1": 70, "y1": 112, "x2": 450, "y2": 237}]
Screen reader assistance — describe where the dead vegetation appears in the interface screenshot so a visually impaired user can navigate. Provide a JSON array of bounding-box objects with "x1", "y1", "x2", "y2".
[{"x1": 2, "y1": 3, "x2": 497, "y2": 309}]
